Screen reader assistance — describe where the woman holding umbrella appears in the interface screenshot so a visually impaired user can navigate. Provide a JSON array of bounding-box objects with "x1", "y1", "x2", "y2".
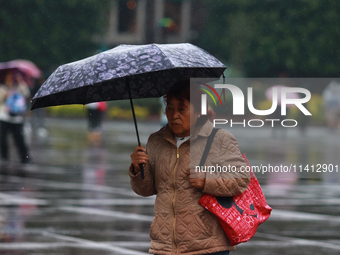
[{"x1": 129, "y1": 80, "x2": 250, "y2": 255}]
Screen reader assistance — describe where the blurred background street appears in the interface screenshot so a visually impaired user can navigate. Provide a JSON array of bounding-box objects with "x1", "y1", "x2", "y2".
[
  {"x1": 1, "y1": 1, "x2": 340, "y2": 254},
  {"x1": 0, "y1": 118, "x2": 339, "y2": 255}
]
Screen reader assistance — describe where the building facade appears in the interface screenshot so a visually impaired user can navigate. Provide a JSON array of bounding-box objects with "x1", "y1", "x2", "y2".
[{"x1": 102, "y1": 0, "x2": 202, "y2": 46}]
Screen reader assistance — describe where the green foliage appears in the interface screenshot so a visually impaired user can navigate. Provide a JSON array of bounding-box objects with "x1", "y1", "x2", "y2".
[
  {"x1": 109, "y1": 98, "x2": 162, "y2": 115},
  {"x1": 108, "y1": 106, "x2": 150, "y2": 120},
  {"x1": 198, "y1": 0, "x2": 340, "y2": 77},
  {"x1": 45, "y1": 98, "x2": 161, "y2": 120},
  {"x1": 0, "y1": 0, "x2": 108, "y2": 75},
  {"x1": 46, "y1": 105, "x2": 86, "y2": 118}
]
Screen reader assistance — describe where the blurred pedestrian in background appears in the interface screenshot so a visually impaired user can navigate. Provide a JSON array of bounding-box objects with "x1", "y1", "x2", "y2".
[
  {"x1": 86, "y1": 101, "x2": 107, "y2": 146},
  {"x1": 322, "y1": 80, "x2": 340, "y2": 131},
  {"x1": 0, "y1": 70, "x2": 30, "y2": 163}
]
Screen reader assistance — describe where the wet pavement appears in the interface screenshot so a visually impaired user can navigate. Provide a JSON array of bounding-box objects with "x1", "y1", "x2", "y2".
[{"x1": 0, "y1": 118, "x2": 340, "y2": 255}]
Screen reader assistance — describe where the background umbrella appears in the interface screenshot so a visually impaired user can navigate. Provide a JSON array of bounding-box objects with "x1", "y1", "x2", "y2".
[
  {"x1": 0, "y1": 59, "x2": 42, "y2": 87},
  {"x1": 31, "y1": 43, "x2": 226, "y2": 178}
]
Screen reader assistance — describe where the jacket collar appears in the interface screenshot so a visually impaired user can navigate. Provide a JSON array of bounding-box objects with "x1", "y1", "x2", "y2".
[
  {"x1": 162, "y1": 119, "x2": 214, "y2": 146},
  {"x1": 191, "y1": 119, "x2": 214, "y2": 140},
  {"x1": 163, "y1": 125, "x2": 177, "y2": 146}
]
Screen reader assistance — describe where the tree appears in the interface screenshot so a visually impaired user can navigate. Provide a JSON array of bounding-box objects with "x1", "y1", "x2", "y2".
[
  {"x1": 0, "y1": 0, "x2": 108, "y2": 75},
  {"x1": 198, "y1": 0, "x2": 340, "y2": 77}
]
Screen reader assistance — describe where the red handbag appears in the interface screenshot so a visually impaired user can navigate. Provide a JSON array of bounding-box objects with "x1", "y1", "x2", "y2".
[{"x1": 198, "y1": 129, "x2": 272, "y2": 246}]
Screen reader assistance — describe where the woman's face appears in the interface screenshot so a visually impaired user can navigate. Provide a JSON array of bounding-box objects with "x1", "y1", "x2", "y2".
[
  {"x1": 4, "y1": 72, "x2": 13, "y2": 87},
  {"x1": 166, "y1": 97, "x2": 198, "y2": 137}
]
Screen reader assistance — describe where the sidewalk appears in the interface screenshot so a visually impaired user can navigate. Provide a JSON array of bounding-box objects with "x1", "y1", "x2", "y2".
[{"x1": 0, "y1": 118, "x2": 339, "y2": 254}]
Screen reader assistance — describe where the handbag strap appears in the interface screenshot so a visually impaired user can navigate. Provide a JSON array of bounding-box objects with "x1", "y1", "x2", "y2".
[{"x1": 199, "y1": 128, "x2": 219, "y2": 166}]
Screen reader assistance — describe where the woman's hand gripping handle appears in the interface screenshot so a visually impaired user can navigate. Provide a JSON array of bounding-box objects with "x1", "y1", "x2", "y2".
[{"x1": 130, "y1": 144, "x2": 148, "y2": 179}]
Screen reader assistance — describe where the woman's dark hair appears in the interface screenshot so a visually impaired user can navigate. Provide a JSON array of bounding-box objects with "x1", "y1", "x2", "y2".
[
  {"x1": 163, "y1": 79, "x2": 211, "y2": 124},
  {"x1": 1, "y1": 70, "x2": 14, "y2": 85}
]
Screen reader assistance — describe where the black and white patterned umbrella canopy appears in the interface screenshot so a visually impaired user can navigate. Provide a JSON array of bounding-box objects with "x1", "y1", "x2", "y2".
[{"x1": 31, "y1": 43, "x2": 226, "y2": 109}]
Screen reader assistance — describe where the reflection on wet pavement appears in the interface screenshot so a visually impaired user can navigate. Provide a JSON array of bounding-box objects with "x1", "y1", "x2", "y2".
[{"x1": 0, "y1": 118, "x2": 339, "y2": 254}]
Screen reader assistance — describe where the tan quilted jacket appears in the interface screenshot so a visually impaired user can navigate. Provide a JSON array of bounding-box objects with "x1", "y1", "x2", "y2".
[{"x1": 129, "y1": 120, "x2": 250, "y2": 255}]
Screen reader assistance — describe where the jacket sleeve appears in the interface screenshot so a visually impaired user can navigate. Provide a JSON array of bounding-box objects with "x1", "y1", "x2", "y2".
[
  {"x1": 202, "y1": 131, "x2": 250, "y2": 197},
  {"x1": 129, "y1": 137, "x2": 157, "y2": 197}
]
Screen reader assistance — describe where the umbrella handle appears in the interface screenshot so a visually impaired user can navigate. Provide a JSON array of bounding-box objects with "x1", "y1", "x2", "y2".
[
  {"x1": 130, "y1": 102, "x2": 145, "y2": 180},
  {"x1": 139, "y1": 163, "x2": 145, "y2": 179},
  {"x1": 127, "y1": 80, "x2": 144, "y2": 179}
]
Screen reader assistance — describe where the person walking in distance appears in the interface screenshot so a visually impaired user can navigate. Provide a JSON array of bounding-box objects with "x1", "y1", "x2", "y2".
[{"x1": 0, "y1": 71, "x2": 30, "y2": 164}]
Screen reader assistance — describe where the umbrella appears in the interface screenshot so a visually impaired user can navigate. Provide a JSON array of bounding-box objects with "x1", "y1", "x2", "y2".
[
  {"x1": 0, "y1": 59, "x2": 42, "y2": 86},
  {"x1": 31, "y1": 43, "x2": 226, "y2": 178}
]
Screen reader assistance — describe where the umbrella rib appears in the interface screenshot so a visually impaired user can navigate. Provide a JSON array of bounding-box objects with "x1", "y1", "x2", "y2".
[
  {"x1": 194, "y1": 45, "x2": 227, "y2": 68},
  {"x1": 152, "y1": 44, "x2": 176, "y2": 68},
  {"x1": 90, "y1": 51, "x2": 103, "y2": 85}
]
